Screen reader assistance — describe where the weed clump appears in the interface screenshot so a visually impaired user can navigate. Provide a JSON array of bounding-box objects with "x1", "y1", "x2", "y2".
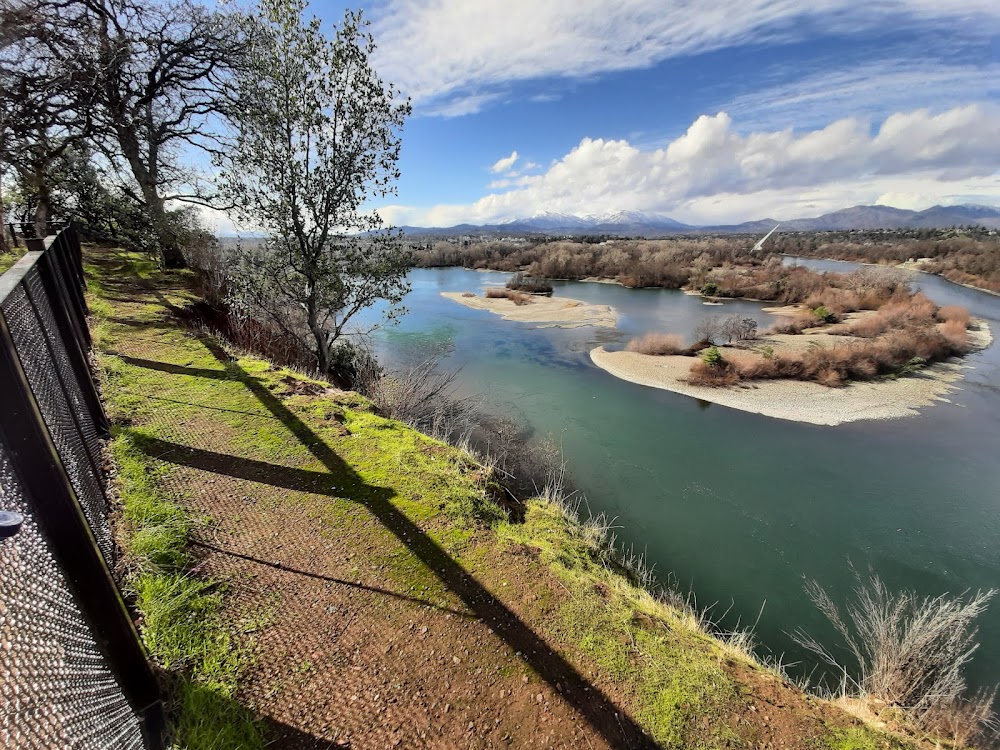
[
  {"x1": 485, "y1": 287, "x2": 532, "y2": 305},
  {"x1": 626, "y1": 332, "x2": 686, "y2": 356},
  {"x1": 794, "y1": 571, "x2": 998, "y2": 746}
]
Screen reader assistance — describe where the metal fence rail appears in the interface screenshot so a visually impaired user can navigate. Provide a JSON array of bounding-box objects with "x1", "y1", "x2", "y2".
[{"x1": 0, "y1": 224, "x2": 163, "y2": 749}]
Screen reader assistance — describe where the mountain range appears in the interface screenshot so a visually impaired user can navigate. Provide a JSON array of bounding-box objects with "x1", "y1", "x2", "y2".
[{"x1": 397, "y1": 204, "x2": 1000, "y2": 237}]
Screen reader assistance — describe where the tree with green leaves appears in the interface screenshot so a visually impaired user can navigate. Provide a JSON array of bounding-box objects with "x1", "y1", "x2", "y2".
[{"x1": 219, "y1": 0, "x2": 411, "y2": 375}]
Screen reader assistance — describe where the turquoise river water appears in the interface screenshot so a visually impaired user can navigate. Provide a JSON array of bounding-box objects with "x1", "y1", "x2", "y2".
[{"x1": 356, "y1": 258, "x2": 1000, "y2": 691}]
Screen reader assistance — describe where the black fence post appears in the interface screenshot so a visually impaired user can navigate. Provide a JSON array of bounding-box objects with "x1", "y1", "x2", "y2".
[
  {"x1": 7, "y1": 223, "x2": 19, "y2": 248},
  {"x1": 0, "y1": 309, "x2": 164, "y2": 749}
]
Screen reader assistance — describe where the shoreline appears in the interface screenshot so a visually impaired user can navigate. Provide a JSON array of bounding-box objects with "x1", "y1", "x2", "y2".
[
  {"x1": 590, "y1": 320, "x2": 992, "y2": 426},
  {"x1": 442, "y1": 290, "x2": 617, "y2": 328},
  {"x1": 779, "y1": 253, "x2": 1000, "y2": 298}
]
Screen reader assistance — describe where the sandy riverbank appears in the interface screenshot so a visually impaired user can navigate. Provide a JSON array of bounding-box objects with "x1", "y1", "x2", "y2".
[
  {"x1": 442, "y1": 291, "x2": 617, "y2": 328},
  {"x1": 590, "y1": 320, "x2": 992, "y2": 426}
]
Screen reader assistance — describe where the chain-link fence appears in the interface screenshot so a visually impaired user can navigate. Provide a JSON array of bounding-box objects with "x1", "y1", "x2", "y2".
[{"x1": 0, "y1": 225, "x2": 163, "y2": 749}]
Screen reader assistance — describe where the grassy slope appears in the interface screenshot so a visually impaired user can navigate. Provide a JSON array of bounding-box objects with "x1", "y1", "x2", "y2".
[
  {"x1": 88, "y1": 248, "x2": 916, "y2": 750},
  {"x1": 0, "y1": 249, "x2": 26, "y2": 274}
]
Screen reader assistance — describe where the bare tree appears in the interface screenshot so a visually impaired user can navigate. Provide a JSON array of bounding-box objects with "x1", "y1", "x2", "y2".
[
  {"x1": 219, "y1": 1, "x2": 411, "y2": 374},
  {"x1": 720, "y1": 314, "x2": 758, "y2": 343},
  {"x1": 694, "y1": 316, "x2": 724, "y2": 344},
  {"x1": 87, "y1": 0, "x2": 245, "y2": 266},
  {"x1": 0, "y1": 0, "x2": 97, "y2": 237}
]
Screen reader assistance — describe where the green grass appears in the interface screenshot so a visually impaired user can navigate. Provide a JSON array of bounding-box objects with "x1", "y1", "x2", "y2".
[
  {"x1": 111, "y1": 429, "x2": 264, "y2": 750},
  {"x1": 0, "y1": 251, "x2": 23, "y2": 275},
  {"x1": 497, "y1": 499, "x2": 745, "y2": 748},
  {"x1": 823, "y1": 727, "x2": 913, "y2": 750},
  {"x1": 88, "y1": 247, "x2": 923, "y2": 750}
]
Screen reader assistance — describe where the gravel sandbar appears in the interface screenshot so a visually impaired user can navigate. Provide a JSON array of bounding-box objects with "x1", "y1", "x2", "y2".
[
  {"x1": 442, "y1": 291, "x2": 616, "y2": 328},
  {"x1": 590, "y1": 320, "x2": 991, "y2": 426}
]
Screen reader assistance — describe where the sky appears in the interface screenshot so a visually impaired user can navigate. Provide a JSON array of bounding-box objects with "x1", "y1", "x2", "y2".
[{"x1": 213, "y1": 0, "x2": 1000, "y2": 231}]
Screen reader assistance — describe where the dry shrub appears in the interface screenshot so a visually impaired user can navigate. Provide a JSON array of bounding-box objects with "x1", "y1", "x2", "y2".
[
  {"x1": 727, "y1": 350, "x2": 806, "y2": 380},
  {"x1": 794, "y1": 571, "x2": 997, "y2": 744},
  {"x1": 686, "y1": 358, "x2": 741, "y2": 386},
  {"x1": 842, "y1": 312, "x2": 891, "y2": 338},
  {"x1": 805, "y1": 287, "x2": 861, "y2": 315},
  {"x1": 729, "y1": 326, "x2": 969, "y2": 388},
  {"x1": 626, "y1": 332, "x2": 686, "y2": 356},
  {"x1": 939, "y1": 305, "x2": 971, "y2": 327},
  {"x1": 485, "y1": 287, "x2": 532, "y2": 305},
  {"x1": 940, "y1": 319, "x2": 970, "y2": 350},
  {"x1": 843, "y1": 293, "x2": 938, "y2": 338},
  {"x1": 720, "y1": 349, "x2": 761, "y2": 372},
  {"x1": 765, "y1": 316, "x2": 814, "y2": 335}
]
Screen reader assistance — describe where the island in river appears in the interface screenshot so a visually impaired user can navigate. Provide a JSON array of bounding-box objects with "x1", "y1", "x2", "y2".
[
  {"x1": 591, "y1": 314, "x2": 992, "y2": 426},
  {"x1": 441, "y1": 290, "x2": 616, "y2": 328}
]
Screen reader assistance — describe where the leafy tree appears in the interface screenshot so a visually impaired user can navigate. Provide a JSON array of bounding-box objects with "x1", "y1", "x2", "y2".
[
  {"x1": 701, "y1": 346, "x2": 723, "y2": 368},
  {"x1": 219, "y1": 0, "x2": 411, "y2": 375}
]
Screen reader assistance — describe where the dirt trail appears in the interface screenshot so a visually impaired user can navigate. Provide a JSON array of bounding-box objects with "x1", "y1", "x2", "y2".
[{"x1": 95, "y1": 256, "x2": 654, "y2": 748}]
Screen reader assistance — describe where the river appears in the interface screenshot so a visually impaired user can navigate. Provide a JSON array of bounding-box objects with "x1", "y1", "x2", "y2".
[{"x1": 355, "y1": 259, "x2": 1000, "y2": 692}]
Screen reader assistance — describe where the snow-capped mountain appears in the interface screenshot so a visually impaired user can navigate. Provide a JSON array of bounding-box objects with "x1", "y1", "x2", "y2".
[{"x1": 392, "y1": 204, "x2": 1000, "y2": 237}]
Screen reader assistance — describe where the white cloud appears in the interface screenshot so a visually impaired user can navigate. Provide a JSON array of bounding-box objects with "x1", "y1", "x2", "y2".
[
  {"x1": 378, "y1": 104, "x2": 1000, "y2": 226},
  {"x1": 489, "y1": 150, "x2": 519, "y2": 174},
  {"x1": 372, "y1": 0, "x2": 1000, "y2": 114},
  {"x1": 723, "y1": 60, "x2": 1000, "y2": 131}
]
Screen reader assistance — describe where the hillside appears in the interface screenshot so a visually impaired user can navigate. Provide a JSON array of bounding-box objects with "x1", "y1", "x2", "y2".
[
  {"x1": 395, "y1": 204, "x2": 1000, "y2": 238},
  {"x1": 88, "y1": 246, "x2": 926, "y2": 749}
]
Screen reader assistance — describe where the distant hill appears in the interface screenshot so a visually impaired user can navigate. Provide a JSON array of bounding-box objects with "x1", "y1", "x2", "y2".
[{"x1": 396, "y1": 204, "x2": 1000, "y2": 238}]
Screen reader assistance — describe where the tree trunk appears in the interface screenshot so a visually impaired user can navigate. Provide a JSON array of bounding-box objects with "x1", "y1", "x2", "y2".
[
  {"x1": 145, "y1": 194, "x2": 186, "y2": 268},
  {"x1": 33, "y1": 182, "x2": 49, "y2": 239},
  {"x1": 116, "y1": 124, "x2": 187, "y2": 268},
  {"x1": 307, "y1": 294, "x2": 330, "y2": 374},
  {"x1": 0, "y1": 179, "x2": 10, "y2": 255},
  {"x1": 29, "y1": 165, "x2": 52, "y2": 239}
]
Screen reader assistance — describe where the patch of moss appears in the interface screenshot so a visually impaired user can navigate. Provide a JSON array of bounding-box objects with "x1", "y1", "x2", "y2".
[
  {"x1": 498, "y1": 500, "x2": 744, "y2": 747},
  {"x1": 823, "y1": 726, "x2": 912, "y2": 750}
]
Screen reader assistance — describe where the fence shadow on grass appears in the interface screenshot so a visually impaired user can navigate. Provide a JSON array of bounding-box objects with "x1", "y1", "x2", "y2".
[{"x1": 125, "y1": 332, "x2": 658, "y2": 749}]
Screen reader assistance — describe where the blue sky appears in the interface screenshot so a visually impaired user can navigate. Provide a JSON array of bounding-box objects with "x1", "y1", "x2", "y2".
[{"x1": 235, "y1": 1, "x2": 1000, "y2": 229}]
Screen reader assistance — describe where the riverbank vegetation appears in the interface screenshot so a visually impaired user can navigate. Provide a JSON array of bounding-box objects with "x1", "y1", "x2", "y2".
[
  {"x1": 506, "y1": 271, "x2": 554, "y2": 294},
  {"x1": 410, "y1": 227, "x2": 1000, "y2": 294},
  {"x1": 89, "y1": 246, "x2": 998, "y2": 748},
  {"x1": 766, "y1": 228, "x2": 1000, "y2": 294},
  {"x1": 613, "y1": 259, "x2": 983, "y2": 387}
]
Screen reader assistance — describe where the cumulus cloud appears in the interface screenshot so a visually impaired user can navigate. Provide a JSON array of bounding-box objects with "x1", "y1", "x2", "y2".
[
  {"x1": 490, "y1": 150, "x2": 520, "y2": 174},
  {"x1": 378, "y1": 104, "x2": 1000, "y2": 226},
  {"x1": 372, "y1": 0, "x2": 1000, "y2": 114}
]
